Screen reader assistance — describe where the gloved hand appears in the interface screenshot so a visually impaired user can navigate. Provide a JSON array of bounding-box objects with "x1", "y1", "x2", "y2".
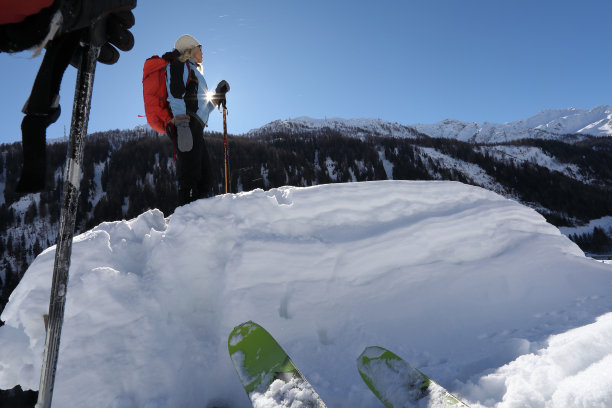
[
  {"x1": 174, "y1": 115, "x2": 193, "y2": 152},
  {"x1": 61, "y1": 0, "x2": 137, "y2": 65},
  {"x1": 212, "y1": 80, "x2": 230, "y2": 108},
  {"x1": 60, "y1": 0, "x2": 136, "y2": 32},
  {"x1": 215, "y1": 80, "x2": 230, "y2": 94}
]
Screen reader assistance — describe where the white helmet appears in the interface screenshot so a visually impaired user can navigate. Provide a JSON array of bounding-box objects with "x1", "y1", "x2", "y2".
[{"x1": 174, "y1": 34, "x2": 201, "y2": 53}]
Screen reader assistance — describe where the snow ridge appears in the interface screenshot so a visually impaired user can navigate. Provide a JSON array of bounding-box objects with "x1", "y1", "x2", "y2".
[
  {"x1": 2, "y1": 181, "x2": 612, "y2": 407},
  {"x1": 415, "y1": 105, "x2": 612, "y2": 143},
  {"x1": 247, "y1": 106, "x2": 612, "y2": 143},
  {"x1": 247, "y1": 116, "x2": 422, "y2": 139}
]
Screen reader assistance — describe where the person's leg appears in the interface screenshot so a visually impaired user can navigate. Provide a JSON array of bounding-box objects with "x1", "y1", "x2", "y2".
[
  {"x1": 177, "y1": 118, "x2": 204, "y2": 205},
  {"x1": 197, "y1": 138, "x2": 214, "y2": 198}
]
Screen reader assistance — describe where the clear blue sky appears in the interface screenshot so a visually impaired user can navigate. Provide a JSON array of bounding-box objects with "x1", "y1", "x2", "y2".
[{"x1": 1, "y1": 0, "x2": 611, "y2": 144}]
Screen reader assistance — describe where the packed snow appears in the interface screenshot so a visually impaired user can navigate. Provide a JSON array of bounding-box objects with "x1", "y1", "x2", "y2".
[
  {"x1": 1, "y1": 181, "x2": 611, "y2": 407},
  {"x1": 249, "y1": 377, "x2": 324, "y2": 408}
]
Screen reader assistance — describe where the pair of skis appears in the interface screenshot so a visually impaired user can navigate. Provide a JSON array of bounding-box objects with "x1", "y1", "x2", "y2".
[{"x1": 229, "y1": 322, "x2": 469, "y2": 408}]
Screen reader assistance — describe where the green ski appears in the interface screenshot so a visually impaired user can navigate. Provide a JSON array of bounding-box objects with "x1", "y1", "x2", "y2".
[
  {"x1": 228, "y1": 321, "x2": 327, "y2": 408},
  {"x1": 357, "y1": 346, "x2": 469, "y2": 408}
]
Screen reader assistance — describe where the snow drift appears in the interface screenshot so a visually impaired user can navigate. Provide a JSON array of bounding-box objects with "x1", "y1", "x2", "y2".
[{"x1": 1, "y1": 181, "x2": 611, "y2": 407}]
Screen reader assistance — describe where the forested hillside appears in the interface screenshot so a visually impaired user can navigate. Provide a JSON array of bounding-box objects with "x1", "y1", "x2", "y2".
[{"x1": 2, "y1": 127, "x2": 612, "y2": 314}]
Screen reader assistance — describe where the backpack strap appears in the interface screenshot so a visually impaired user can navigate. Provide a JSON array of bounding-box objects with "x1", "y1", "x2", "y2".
[
  {"x1": 166, "y1": 122, "x2": 177, "y2": 162},
  {"x1": 185, "y1": 61, "x2": 197, "y2": 87}
]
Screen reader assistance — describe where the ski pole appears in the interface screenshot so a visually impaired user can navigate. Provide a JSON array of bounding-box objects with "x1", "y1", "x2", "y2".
[
  {"x1": 223, "y1": 100, "x2": 230, "y2": 194},
  {"x1": 36, "y1": 39, "x2": 100, "y2": 408}
]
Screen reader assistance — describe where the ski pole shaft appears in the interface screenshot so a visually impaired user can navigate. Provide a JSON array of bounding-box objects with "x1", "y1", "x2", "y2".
[
  {"x1": 36, "y1": 41, "x2": 99, "y2": 408},
  {"x1": 223, "y1": 101, "x2": 230, "y2": 194}
]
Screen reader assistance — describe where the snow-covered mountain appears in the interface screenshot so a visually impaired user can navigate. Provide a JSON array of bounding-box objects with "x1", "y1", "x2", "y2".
[
  {"x1": 247, "y1": 116, "x2": 422, "y2": 139},
  {"x1": 415, "y1": 106, "x2": 612, "y2": 143},
  {"x1": 1, "y1": 181, "x2": 611, "y2": 407},
  {"x1": 248, "y1": 106, "x2": 612, "y2": 143}
]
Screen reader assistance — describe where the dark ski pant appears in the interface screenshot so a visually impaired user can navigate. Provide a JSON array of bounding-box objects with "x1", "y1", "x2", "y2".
[
  {"x1": 176, "y1": 117, "x2": 213, "y2": 206},
  {"x1": 17, "y1": 31, "x2": 81, "y2": 192}
]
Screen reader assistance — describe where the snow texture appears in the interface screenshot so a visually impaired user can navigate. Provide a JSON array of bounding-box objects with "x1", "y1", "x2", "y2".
[
  {"x1": 1, "y1": 181, "x2": 612, "y2": 407},
  {"x1": 250, "y1": 377, "x2": 325, "y2": 408}
]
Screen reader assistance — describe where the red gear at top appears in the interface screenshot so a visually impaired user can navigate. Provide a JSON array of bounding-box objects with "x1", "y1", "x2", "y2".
[{"x1": 0, "y1": 0, "x2": 55, "y2": 24}]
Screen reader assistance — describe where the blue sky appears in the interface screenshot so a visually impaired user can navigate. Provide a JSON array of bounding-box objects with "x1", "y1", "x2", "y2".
[{"x1": 1, "y1": 0, "x2": 611, "y2": 144}]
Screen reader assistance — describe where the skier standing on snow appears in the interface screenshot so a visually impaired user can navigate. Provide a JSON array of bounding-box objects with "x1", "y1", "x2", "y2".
[
  {"x1": 0, "y1": 0, "x2": 137, "y2": 193},
  {"x1": 166, "y1": 34, "x2": 230, "y2": 205}
]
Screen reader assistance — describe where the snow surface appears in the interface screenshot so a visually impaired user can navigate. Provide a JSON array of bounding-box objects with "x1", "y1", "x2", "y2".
[
  {"x1": 250, "y1": 377, "x2": 325, "y2": 408},
  {"x1": 1, "y1": 181, "x2": 612, "y2": 407},
  {"x1": 476, "y1": 146, "x2": 591, "y2": 184},
  {"x1": 559, "y1": 216, "x2": 612, "y2": 239},
  {"x1": 417, "y1": 147, "x2": 507, "y2": 195}
]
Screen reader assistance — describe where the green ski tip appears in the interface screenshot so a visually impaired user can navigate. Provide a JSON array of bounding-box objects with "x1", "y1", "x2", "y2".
[
  {"x1": 228, "y1": 321, "x2": 327, "y2": 407},
  {"x1": 357, "y1": 346, "x2": 469, "y2": 408}
]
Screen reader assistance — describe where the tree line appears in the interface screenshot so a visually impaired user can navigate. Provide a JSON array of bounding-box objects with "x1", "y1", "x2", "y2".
[{"x1": 3, "y1": 127, "x2": 612, "y2": 313}]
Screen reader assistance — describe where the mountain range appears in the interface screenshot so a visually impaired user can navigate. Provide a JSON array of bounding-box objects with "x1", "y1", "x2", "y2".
[
  {"x1": 248, "y1": 105, "x2": 612, "y2": 143},
  {"x1": 3, "y1": 106, "x2": 612, "y2": 327}
]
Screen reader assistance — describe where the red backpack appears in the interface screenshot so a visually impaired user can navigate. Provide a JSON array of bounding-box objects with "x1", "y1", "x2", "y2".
[{"x1": 142, "y1": 55, "x2": 173, "y2": 134}]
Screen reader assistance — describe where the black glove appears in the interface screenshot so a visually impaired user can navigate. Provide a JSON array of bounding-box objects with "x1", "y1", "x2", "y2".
[
  {"x1": 0, "y1": 1, "x2": 136, "y2": 64},
  {"x1": 96, "y1": 10, "x2": 135, "y2": 64},
  {"x1": 60, "y1": 0, "x2": 136, "y2": 32},
  {"x1": 215, "y1": 80, "x2": 230, "y2": 94},
  {"x1": 61, "y1": 0, "x2": 137, "y2": 65},
  {"x1": 212, "y1": 80, "x2": 230, "y2": 108}
]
